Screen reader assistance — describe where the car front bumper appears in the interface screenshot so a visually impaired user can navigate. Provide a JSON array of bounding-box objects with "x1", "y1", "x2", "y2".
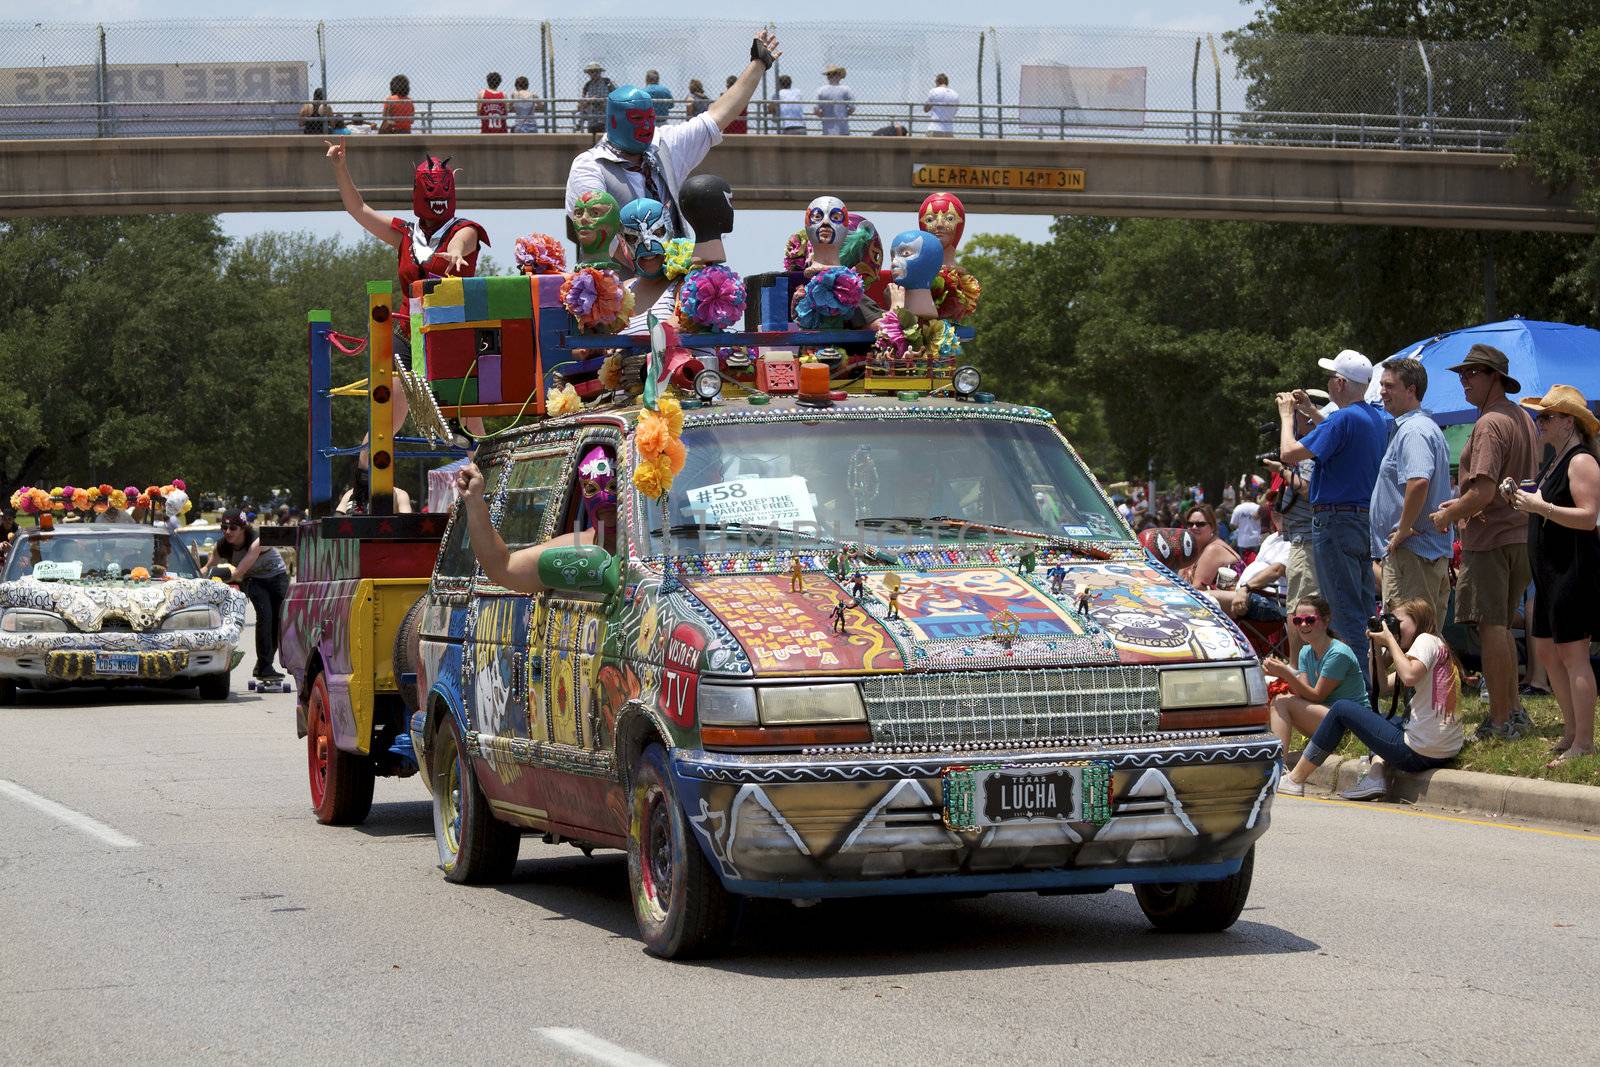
[
  {"x1": 671, "y1": 731, "x2": 1280, "y2": 898},
  {"x1": 2, "y1": 643, "x2": 241, "y2": 683}
]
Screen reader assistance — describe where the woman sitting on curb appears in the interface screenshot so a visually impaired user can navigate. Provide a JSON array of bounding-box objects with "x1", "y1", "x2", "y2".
[
  {"x1": 1278, "y1": 596, "x2": 1464, "y2": 796},
  {"x1": 1262, "y1": 595, "x2": 1369, "y2": 756}
]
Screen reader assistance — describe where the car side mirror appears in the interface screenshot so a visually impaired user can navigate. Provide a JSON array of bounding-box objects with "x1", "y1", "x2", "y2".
[{"x1": 536, "y1": 544, "x2": 620, "y2": 597}]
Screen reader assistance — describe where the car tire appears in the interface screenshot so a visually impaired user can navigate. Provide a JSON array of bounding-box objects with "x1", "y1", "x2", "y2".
[
  {"x1": 392, "y1": 594, "x2": 427, "y2": 715},
  {"x1": 430, "y1": 716, "x2": 519, "y2": 884},
  {"x1": 627, "y1": 741, "x2": 738, "y2": 959},
  {"x1": 306, "y1": 672, "x2": 374, "y2": 826},
  {"x1": 1134, "y1": 846, "x2": 1255, "y2": 933},
  {"x1": 196, "y1": 671, "x2": 232, "y2": 701},
  {"x1": 0, "y1": 678, "x2": 15, "y2": 706}
]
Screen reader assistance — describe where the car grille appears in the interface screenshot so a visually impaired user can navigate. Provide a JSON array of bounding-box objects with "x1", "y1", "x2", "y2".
[{"x1": 861, "y1": 666, "x2": 1161, "y2": 747}]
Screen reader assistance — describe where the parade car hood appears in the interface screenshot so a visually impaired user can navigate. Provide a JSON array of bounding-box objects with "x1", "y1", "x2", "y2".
[
  {"x1": 675, "y1": 560, "x2": 1254, "y2": 678},
  {"x1": 0, "y1": 577, "x2": 247, "y2": 637}
]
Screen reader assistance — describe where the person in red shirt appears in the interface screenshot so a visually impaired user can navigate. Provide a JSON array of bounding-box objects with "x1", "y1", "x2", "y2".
[
  {"x1": 324, "y1": 140, "x2": 490, "y2": 438},
  {"x1": 381, "y1": 74, "x2": 414, "y2": 133},
  {"x1": 723, "y1": 74, "x2": 748, "y2": 133},
  {"x1": 478, "y1": 71, "x2": 508, "y2": 133}
]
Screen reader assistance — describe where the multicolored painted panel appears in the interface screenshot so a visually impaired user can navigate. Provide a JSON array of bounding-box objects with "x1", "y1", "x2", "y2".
[
  {"x1": 873, "y1": 568, "x2": 1087, "y2": 642},
  {"x1": 1055, "y1": 562, "x2": 1254, "y2": 664},
  {"x1": 680, "y1": 573, "x2": 905, "y2": 676}
]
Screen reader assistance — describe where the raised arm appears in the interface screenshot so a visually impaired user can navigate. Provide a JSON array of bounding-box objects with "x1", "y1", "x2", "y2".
[
  {"x1": 708, "y1": 30, "x2": 782, "y2": 130},
  {"x1": 455, "y1": 463, "x2": 595, "y2": 595},
  {"x1": 324, "y1": 139, "x2": 402, "y2": 247}
]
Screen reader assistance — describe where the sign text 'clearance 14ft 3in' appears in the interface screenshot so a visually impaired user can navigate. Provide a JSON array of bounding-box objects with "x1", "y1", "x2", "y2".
[{"x1": 912, "y1": 163, "x2": 1086, "y2": 192}]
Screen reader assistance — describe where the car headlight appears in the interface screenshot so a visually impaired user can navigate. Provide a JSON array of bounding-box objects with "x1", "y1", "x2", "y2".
[
  {"x1": 160, "y1": 606, "x2": 221, "y2": 631},
  {"x1": 1159, "y1": 666, "x2": 1249, "y2": 710},
  {"x1": 757, "y1": 683, "x2": 866, "y2": 726},
  {"x1": 0, "y1": 609, "x2": 70, "y2": 633},
  {"x1": 698, "y1": 685, "x2": 758, "y2": 727}
]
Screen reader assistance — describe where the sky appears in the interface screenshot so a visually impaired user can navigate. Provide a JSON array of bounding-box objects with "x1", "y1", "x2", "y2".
[{"x1": 24, "y1": 0, "x2": 1260, "y2": 264}]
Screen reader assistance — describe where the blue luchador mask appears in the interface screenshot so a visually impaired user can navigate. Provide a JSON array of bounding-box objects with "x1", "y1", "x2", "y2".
[
  {"x1": 620, "y1": 198, "x2": 670, "y2": 277},
  {"x1": 889, "y1": 230, "x2": 943, "y2": 290},
  {"x1": 606, "y1": 85, "x2": 657, "y2": 153}
]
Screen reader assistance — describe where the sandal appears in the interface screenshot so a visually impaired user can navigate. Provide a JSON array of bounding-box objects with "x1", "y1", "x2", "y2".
[
  {"x1": 1546, "y1": 747, "x2": 1594, "y2": 769},
  {"x1": 1550, "y1": 737, "x2": 1575, "y2": 756}
]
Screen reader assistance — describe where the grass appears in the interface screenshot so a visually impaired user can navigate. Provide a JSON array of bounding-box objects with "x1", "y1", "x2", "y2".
[{"x1": 1329, "y1": 692, "x2": 1600, "y2": 788}]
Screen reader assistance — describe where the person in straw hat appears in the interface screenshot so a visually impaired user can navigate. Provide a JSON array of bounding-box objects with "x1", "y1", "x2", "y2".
[
  {"x1": 1506, "y1": 384, "x2": 1600, "y2": 766},
  {"x1": 1429, "y1": 343, "x2": 1539, "y2": 741},
  {"x1": 814, "y1": 65, "x2": 855, "y2": 135}
]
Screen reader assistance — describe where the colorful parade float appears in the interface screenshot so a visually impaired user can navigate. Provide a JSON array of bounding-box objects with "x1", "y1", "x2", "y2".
[{"x1": 282, "y1": 168, "x2": 1278, "y2": 958}]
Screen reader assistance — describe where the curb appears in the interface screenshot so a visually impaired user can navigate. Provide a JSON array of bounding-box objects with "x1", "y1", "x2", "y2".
[{"x1": 1302, "y1": 754, "x2": 1600, "y2": 831}]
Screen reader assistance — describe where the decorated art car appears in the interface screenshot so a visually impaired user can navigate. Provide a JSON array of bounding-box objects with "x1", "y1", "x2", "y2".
[
  {"x1": 0, "y1": 525, "x2": 247, "y2": 703},
  {"x1": 406, "y1": 395, "x2": 1279, "y2": 958}
]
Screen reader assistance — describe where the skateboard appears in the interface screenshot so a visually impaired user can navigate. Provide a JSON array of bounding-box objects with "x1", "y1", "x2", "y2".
[{"x1": 248, "y1": 676, "x2": 293, "y2": 693}]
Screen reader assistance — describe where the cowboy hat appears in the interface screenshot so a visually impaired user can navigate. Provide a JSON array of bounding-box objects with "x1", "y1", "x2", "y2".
[
  {"x1": 823, "y1": 64, "x2": 846, "y2": 76},
  {"x1": 1447, "y1": 342, "x2": 1522, "y2": 394},
  {"x1": 583, "y1": 60, "x2": 604, "y2": 73},
  {"x1": 1520, "y1": 384, "x2": 1600, "y2": 437}
]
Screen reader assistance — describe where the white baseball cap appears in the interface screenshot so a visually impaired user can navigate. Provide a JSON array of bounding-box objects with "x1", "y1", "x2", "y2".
[{"x1": 1317, "y1": 349, "x2": 1374, "y2": 386}]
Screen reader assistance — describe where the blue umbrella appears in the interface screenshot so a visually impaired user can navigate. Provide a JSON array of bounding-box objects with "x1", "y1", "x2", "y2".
[{"x1": 1377, "y1": 318, "x2": 1600, "y2": 427}]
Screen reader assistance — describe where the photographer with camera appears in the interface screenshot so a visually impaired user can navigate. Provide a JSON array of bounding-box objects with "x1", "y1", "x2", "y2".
[
  {"x1": 1277, "y1": 597, "x2": 1463, "y2": 796},
  {"x1": 1262, "y1": 596, "x2": 1369, "y2": 761},
  {"x1": 1263, "y1": 402, "x2": 1321, "y2": 657}
]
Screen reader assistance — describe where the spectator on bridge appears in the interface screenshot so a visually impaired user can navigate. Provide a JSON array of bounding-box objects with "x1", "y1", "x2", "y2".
[
  {"x1": 1507, "y1": 385, "x2": 1600, "y2": 766},
  {"x1": 1428, "y1": 344, "x2": 1538, "y2": 741},
  {"x1": 1277, "y1": 597, "x2": 1462, "y2": 796},
  {"x1": 299, "y1": 88, "x2": 333, "y2": 135},
  {"x1": 770, "y1": 74, "x2": 806, "y2": 133},
  {"x1": 872, "y1": 122, "x2": 910, "y2": 136},
  {"x1": 814, "y1": 65, "x2": 855, "y2": 135},
  {"x1": 380, "y1": 75, "x2": 414, "y2": 134},
  {"x1": 577, "y1": 61, "x2": 615, "y2": 135},
  {"x1": 1277, "y1": 349, "x2": 1389, "y2": 691},
  {"x1": 510, "y1": 76, "x2": 544, "y2": 132},
  {"x1": 1177, "y1": 503, "x2": 1240, "y2": 590},
  {"x1": 643, "y1": 70, "x2": 674, "y2": 121},
  {"x1": 565, "y1": 30, "x2": 780, "y2": 244},
  {"x1": 724, "y1": 75, "x2": 748, "y2": 133},
  {"x1": 1371, "y1": 357, "x2": 1452, "y2": 623},
  {"x1": 924, "y1": 73, "x2": 959, "y2": 136},
  {"x1": 479, "y1": 72, "x2": 509, "y2": 134},
  {"x1": 684, "y1": 79, "x2": 710, "y2": 119}
]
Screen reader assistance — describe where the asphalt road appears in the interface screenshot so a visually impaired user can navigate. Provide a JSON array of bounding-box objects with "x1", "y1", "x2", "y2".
[{"x1": 3, "y1": 630, "x2": 1596, "y2": 1066}]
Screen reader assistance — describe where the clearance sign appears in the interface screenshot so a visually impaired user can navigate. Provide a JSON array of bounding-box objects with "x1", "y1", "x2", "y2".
[{"x1": 912, "y1": 163, "x2": 1086, "y2": 192}]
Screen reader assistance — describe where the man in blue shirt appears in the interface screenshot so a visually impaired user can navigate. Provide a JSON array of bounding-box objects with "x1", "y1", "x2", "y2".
[
  {"x1": 1277, "y1": 349, "x2": 1391, "y2": 687},
  {"x1": 1371, "y1": 357, "x2": 1453, "y2": 622},
  {"x1": 643, "y1": 70, "x2": 675, "y2": 120}
]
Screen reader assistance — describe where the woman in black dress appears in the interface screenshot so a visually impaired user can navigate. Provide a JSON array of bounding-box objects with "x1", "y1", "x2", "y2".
[{"x1": 1508, "y1": 385, "x2": 1600, "y2": 767}]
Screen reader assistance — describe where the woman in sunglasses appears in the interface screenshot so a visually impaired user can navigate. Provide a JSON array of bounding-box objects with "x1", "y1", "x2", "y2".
[
  {"x1": 206, "y1": 510, "x2": 290, "y2": 684},
  {"x1": 1278, "y1": 596, "x2": 1462, "y2": 795},
  {"x1": 1262, "y1": 596, "x2": 1369, "y2": 759},
  {"x1": 1176, "y1": 503, "x2": 1241, "y2": 590}
]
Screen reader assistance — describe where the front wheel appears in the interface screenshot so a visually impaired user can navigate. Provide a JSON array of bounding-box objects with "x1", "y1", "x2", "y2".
[
  {"x1": 431, "y1": 716, "x2": 519, "y2": 884},
  {"x1": 0, "y1": 678, "x2": 15, "y2": 706},
  {"x1": 306, "y1": 672, "x2": 374, "y2": 825},
  {"x1": 627, "y1": 742, "x2": 738, "y2": 959},
  {"x1": 1134, "y1": 846, "x2": 1255, "y2": 933},
  {"x1": 196, "y1": 671, "x2": 232, "y2": 701}
]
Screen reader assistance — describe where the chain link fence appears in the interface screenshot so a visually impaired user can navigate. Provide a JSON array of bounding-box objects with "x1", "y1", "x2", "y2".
[{"x1": 0, "y1": 18, "x2": 1536, "y2": 145}]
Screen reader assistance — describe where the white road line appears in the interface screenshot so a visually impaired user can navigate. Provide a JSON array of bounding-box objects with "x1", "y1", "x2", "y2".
[
  {"x1": 536, "y1": 1028, "x2": 670, "y2": 1067},
  {"x1": 0, "y1": 780, "x2": 142, "y2": 849}
]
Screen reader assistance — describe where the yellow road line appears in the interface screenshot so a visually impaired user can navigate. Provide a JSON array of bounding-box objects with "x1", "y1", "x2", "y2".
[{"x1": 1284, "y1": 794, "x2": 1600, "y2": 843}]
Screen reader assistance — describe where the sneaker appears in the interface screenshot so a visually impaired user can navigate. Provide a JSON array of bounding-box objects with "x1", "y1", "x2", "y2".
[
  {"x1": 1510, "y1": 706, "x2": 1535, "y2": 736},
  {"x1": 1474, "y1": 718, "x2": 1513, "y2": 742},
  {"x1": 1340, "y1": 759, "x2": 1389, "y2": 801},
  {"x1": 1277, "y1": 775, "x2": 1305, "y2": 797}
]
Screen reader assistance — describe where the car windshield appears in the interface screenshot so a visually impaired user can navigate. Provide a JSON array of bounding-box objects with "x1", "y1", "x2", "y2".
[
  {"x1": 3, "y1": 529, "x2": 201, "y2": 582},
  {"x1": 640, "y1": 414, "x2": 1130, "y2": 556}
]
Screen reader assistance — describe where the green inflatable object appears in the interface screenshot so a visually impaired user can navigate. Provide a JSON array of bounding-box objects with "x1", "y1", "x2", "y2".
[{"x1": 537, "y1": 545, "x2": 621, "y2": 596}]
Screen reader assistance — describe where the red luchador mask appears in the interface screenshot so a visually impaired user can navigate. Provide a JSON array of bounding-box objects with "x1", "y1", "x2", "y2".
[
  {"x1": 918, "y1": 191, "x2": 966, "y2": 251},
  {"x1": 413, "y1": 156, "x2": 457, "y2": 225}
]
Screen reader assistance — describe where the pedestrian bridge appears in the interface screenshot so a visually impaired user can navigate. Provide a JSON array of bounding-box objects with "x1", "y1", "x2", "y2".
[{"x1": 0, "y1": 133, "x2": 1585, "y2": 232}]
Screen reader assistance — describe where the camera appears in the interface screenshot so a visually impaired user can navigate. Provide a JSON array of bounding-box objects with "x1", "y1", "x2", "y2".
[
  {"x1": 1367, "y1": 611, "x2": 1399, "y2": 634},
  {"x1": 1255, "y1": 450, "x2": 1281, "y2": 464}
]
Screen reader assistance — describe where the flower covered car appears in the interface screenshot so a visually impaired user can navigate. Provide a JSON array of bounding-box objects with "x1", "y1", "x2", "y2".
[
  {"x1": 0, "y1": 524, "x2": 247, "y2": 703},
  {"x1": 406, "y1": 394, "x2": 1278, "y2": 958}
]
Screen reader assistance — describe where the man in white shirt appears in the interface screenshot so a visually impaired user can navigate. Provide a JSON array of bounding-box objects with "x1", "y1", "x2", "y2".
[
  {"x1": 1207, "y1": 507, "x2": 1289, "y2": 621},
  {"x1": 769, "y1": 73, "x2": 806, "y2": 134},
  {"x1": 565, "y1": 30, "x2": 780, "y2": 243},
  {"x1": 813, "y1": 66, "x2": 854, "y2": 135},
  {"x1": 923, "y1": 74, "x2": 959, "y2": 136},
  {"x1": 1231, "y1": 494, "x2": 1262, "y2": 555}
]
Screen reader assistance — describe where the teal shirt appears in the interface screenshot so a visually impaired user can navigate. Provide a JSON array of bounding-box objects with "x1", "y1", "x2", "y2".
[{"x1": 1299, "y1": 638, "x2": 1369, "y2": 709}]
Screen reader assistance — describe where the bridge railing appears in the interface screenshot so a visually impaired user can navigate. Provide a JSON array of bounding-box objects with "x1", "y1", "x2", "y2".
[{"x1": 0, "y1": 97, "x2": 1524, "y2": 152}]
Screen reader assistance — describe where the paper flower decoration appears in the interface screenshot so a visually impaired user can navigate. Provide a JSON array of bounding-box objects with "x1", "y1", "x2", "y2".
[
  {"x1": 71, "y1": 488, "x2": 89, "y2": 510},
  {"x1": 783, "y1": 231, "x2": 809, "y2": 272},
  {"x1": 632, "y1": 395, "x2": 687, "y2": 498},
  {"x1": 657, "y1": 393, "x2": 683, "y2": 437},
  {"x1": 677, "y1": 265, "x2": 745, "y2": 331},
  {"x1": 633, "y1": 454, "x2": 673, "y2": 499},
  {"x1": 873, "y1": 311, "x2": 909, "y2": 357},
  {"x1": 514, "y1": 233, "x2": 567, "y2": 275},
  {"x1": 932, "y1": 265, "x2": 981, "y2": 321},
  {"x1": 794, "y1": 267, "x2": 865, "y2": 328},
  {"x1": 561, "y1": 267, "x2": 631, "y2": 331},
  {"x1": 598, "y1": 354, "x2": 623, "y2": 392},
  {"x1": 546, "y1": 383, "x2": 582, "y2": 416},
  {"x1": 662, "y1": 239, "x2": 695, "y2": 281},
  {"x1": 129, "y1": 566, "x2": 150, "y2": 581}
]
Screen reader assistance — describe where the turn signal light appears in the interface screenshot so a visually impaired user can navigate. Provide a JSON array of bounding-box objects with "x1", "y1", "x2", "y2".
[
  {"x1": 701, "y1": 723, "x2": 873, "y2": 749},
  {"x1": 1157, "y1": 704, "x2": 1270, "y2": 732}
]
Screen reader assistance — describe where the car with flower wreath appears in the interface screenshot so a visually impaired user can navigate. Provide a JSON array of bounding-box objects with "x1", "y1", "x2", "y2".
[
  {"x1": 290, "y1": 275, "x2": 1279, "y2": 960},
  {"x1": 0, "y1": 522, "x2": 247, "y2": 703}
]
